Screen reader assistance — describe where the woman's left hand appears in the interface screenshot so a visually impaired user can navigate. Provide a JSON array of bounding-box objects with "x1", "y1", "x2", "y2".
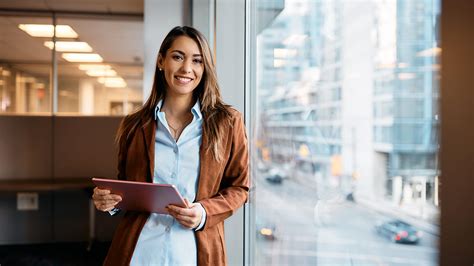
[{"x1": 167, "y1": 199, "x2": 203, "y2": 229}]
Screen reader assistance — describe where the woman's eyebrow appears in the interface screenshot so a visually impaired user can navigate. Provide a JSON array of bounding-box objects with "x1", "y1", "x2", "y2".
[{"x1": 171, "y1": 50, "x2": 202, "y2": 57}]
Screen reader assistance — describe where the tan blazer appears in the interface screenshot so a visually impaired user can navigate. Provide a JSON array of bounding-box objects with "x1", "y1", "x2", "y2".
[{"x1": 103, "y1": 109, "x2": 249, "y2": 266}]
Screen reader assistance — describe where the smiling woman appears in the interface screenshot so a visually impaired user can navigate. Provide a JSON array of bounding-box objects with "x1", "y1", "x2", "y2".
[
  {"x1": 157, "y1": 36, "x2": 204, "y2": 98},
  {"x1": 92, "y1": 26, "x2": 249, "y2": 266}
]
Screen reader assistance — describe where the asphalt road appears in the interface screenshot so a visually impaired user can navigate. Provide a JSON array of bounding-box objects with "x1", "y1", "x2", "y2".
[{"x1": 253, "y1": 173, "x2": 438, "y2": 266}]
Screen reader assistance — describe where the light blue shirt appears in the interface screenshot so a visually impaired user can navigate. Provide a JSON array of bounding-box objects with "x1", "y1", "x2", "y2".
[{"x1": 130, "y1": 99, "x2": 205, "y2": 266}]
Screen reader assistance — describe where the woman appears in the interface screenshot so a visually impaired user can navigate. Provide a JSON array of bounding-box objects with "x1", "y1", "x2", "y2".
[{"x1": 92, "y1": 26, "x2": 249, "y2": 266}]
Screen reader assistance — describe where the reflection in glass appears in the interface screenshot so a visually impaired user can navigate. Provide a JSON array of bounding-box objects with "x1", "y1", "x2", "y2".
[
  {"x1": 251, "y1": 0, "x2": 440, "y2": 265},
  {"x1": 0, "y1": 16, "x2": 53, "y2": 114},
  {"x1": 56, "y1": 17, "x2": 143, "y2": 115}
]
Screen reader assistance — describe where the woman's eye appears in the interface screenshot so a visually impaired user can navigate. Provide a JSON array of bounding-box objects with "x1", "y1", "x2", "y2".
[
  {"x1": 193, "y1": 59, "x2": 203, "y2": 64},
  {"x1": 172, "y1": 55, "x2": 183, "y2": 61}
]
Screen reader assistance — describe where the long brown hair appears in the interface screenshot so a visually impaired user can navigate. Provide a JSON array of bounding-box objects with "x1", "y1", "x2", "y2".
[{"x1": 116, "y1": 26, "x2": 232, "y2": 161}]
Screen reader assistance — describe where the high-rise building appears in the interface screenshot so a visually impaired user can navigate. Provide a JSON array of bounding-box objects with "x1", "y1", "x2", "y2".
[{"x1": 258, "y1": 0, "x2": 440, "y2": 211}]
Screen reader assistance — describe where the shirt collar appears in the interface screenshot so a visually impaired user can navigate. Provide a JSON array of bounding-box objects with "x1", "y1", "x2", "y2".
[{"x1": 154, "y1": 99, "x2": 202, "y2": 121}]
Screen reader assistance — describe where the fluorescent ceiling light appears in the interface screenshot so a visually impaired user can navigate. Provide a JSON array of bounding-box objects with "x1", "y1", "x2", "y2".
[
  {"x1": 18, "y1": 24, "x2": 78, "y2": 38},
  {"x1": 98, "y1": 77, "x2": 127, "y2": 88},
  {"x1": 78, "y1": 64, "x2": 112, "y2": 71},
  {"x1": 62, "y1": 53, "x2": 103, "y2": 62},
  {"x1": 44, "y1": 41, "x2": 92, "y2": 52},
  {"x1": 86, "y1": 69, "x2": 117, "y2": 77}
]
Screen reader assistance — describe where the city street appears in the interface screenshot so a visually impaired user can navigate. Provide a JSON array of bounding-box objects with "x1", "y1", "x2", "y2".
[{"x1": 254, "y1": 173, "x2": 439, "y2": 266}]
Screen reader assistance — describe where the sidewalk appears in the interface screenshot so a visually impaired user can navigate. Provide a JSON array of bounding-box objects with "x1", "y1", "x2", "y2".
[
  {"x1": 356, "y1": 196, "x2": 440, "y2": 236},
  {"x1": 289, "y1": 169, "x2": 440, "y2": 235}
]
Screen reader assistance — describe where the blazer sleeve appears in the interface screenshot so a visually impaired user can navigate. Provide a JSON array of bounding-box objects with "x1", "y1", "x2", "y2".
[{"x1": 198, "y1": 112, "x2": 250, "y2": 229}]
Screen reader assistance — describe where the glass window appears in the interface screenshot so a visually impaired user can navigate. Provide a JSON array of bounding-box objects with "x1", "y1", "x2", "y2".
[
  {"x1": 250, "y1": 0, "x2": 440, "y2": 265},
  {"x1": 0, "y1": 15, "x2": 53, "y2": 114},
  {"x1": 0, "y1": 13, "x2": 143, "y2": 116},
  {"x1": 56, "y1": 17, "x2": 143, "y2": 115}
]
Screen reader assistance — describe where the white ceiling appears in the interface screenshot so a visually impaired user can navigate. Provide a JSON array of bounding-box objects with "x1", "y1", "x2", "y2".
[
  {"x1": 0, "y1": 0, "x2": 143, "y2": 14},
  {"x1": 0, "y1": 0, "x2": 144, "y2": 89}
]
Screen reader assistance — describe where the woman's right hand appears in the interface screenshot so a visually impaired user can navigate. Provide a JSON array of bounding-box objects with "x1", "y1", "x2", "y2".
[{"x1": 92, "y1": 187, "x2": 122, "y2": 212}]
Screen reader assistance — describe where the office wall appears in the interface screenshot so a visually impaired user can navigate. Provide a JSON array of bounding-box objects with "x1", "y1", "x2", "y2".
[
  {"x1": 0, "y1": 116, "x2": 122, "y2": 244},
  {"x1": 143, "y1": 0, "x2": 191, "y2": 101},
  {"x1": 440, "y1": 0, "x2": 474, "y2": 265},
  {"x1": 215, "y1": 1, "x2": 246, "y2": 265}
]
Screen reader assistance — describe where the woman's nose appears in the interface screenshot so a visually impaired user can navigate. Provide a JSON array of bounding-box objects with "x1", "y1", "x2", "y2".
[{"x1": 181, "y1": 59, "x2": 192, "y2": 73}]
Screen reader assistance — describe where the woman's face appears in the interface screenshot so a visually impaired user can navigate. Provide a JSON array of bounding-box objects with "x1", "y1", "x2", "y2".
[{"x1": 158, "y1": 36, "x2": 204, "y2": 98}]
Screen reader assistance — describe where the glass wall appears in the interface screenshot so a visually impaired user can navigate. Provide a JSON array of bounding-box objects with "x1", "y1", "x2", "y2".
[
  {"x1": 0, "y1": 15, "x2": 53, "y2": 114},
  {"x1": 250, "y1": 0, "x2": 440, "y2": 265},
  {"x1": 0, "y1": 12, "x2": 143, "y2": 116}
]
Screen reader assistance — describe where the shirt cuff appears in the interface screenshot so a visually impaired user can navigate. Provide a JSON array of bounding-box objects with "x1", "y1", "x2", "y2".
[
  {"x1": 108, "y1": 207, "x2": 121, "y2": 216},
  {"x1": 194, "y1": 203, "x2": 207, "y2": 231}
]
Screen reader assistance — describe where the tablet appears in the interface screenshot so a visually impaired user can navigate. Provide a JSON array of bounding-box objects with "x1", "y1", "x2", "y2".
[{"x1": 92, "y1": 177, "x2": 187, "y2": 214}]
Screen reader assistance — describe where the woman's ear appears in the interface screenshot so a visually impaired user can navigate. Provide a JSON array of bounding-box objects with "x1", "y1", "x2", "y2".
[{"x1": 157, "y1": 54, "x2": 164, "y2": 70}]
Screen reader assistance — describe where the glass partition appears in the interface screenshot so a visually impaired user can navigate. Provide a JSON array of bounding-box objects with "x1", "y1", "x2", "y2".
[
  {"x1": 250, "y1": 0, "x2": 440, "y2": 265},
  {"x1": 0, "y1": 13, "x2": 143, "y2": 116},
  {"x1": 56, "y1": 17, "x2": 143, "y2": 115},
  {"x1": 0, "y1": 15, "x2": 52, "y2": 114}
]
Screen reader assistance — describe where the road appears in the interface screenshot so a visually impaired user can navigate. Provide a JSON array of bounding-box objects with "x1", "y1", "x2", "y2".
[{"x1": 253, "y1": 173, "x2": 439, "y2": 266}]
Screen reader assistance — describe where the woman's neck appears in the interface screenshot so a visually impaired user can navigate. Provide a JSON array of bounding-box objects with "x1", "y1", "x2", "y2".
[{"x1": 162, "y1": 95, "x2": 194, "y2": 118}]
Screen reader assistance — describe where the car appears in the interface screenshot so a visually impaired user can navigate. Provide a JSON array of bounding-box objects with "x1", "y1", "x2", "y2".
[
  {"x1": 375, "y1": 219, "x2": 422, "y2": 244},
  {"x1": 264, "y1": 168, "x2": 287, "y2": 184},
  {"x1": 265, "y1": 174, "x2": 283, "y2": 184},
  {"x1": 255, "y1": 219, "x2": 277, "y2": 241}
]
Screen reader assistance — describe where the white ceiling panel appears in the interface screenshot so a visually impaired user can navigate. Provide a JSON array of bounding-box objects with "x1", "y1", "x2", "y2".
[{"x1": 0, "y1": 0, "x2": 143, "y2": 14}]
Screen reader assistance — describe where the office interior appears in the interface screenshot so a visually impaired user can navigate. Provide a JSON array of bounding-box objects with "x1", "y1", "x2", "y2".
[{"x1": 0, "y1": 0, "x2": 472, "y2": 265}]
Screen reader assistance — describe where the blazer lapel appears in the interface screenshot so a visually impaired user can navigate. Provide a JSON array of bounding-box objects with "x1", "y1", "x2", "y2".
[
  {"x1": 196, "y1": 129, "x2": 212, "y2": 201},
  {"x1": 142, "y1": 119, "x2": 156, "y2": 183}
]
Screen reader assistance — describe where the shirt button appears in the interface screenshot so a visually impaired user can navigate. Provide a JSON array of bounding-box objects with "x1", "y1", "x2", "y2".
[
  {"x1": 166, "y1": 226, "x2": 171, "y2": 232},
  {"x1": 171, "y1": 173, "x2": 176, "y2": 178},
  {"x1": 173, "y1": 147, "x2": 178, "y2": 153}
]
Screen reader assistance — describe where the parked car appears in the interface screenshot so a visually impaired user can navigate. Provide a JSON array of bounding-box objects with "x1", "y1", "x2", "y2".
[
  {"x1": 264, "y1": 168, "x2": 287, "y2": 184},
  {"x1": 375, "y1": 219, "x2": 422, "y2": 244}
]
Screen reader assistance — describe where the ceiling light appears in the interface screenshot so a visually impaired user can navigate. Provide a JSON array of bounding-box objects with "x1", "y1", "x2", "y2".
[
  {"x1": 62, "y1": 53, "x2": 103, "y2": 62},
  {"x1": 44, "y1": 41, "x2": 92, "y2": 52},
  {"x1": 98, "y1": 77, "x2": 127, "y2": 88},
  {"x1": 78, "y1": 64, "x2": 112, "y2": 71},
  {"x1": 86, "y1": 69, "x2": 117, "y2": 77},
  {"x1": 18, "y1": 24, "x2": 78, "y2": 38}
]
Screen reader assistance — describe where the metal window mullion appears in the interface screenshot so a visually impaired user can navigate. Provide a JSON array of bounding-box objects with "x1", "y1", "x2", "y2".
[{"x1": 52, "y1": 13, "x2": 58, "y2": 114}]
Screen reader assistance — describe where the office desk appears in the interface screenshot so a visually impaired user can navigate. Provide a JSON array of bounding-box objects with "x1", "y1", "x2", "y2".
[{"x1": 0, "y1": 178, "x2": 96, "y2": 250}]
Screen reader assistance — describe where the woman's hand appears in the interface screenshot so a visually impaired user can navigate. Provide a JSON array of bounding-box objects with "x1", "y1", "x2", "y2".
[
  {"x1": 92, "y1": 187, "x2": 122, "y2": 212},
  {"x1": 167, "y1": 199, "x2": 203, "y2": 229}
]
